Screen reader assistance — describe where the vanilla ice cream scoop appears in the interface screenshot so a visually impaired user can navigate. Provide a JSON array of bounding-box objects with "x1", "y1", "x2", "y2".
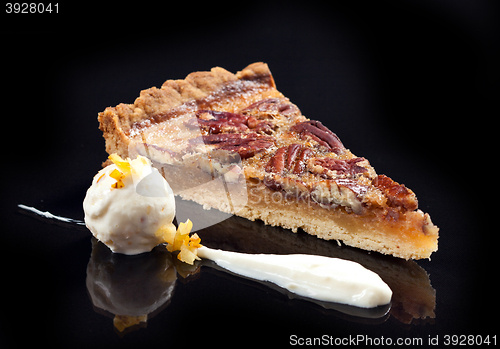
[{"x1": 83, "y1": 154, "x2": 176, "y2": 255}]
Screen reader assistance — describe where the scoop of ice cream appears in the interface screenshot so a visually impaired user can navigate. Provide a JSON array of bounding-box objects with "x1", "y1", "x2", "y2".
[{"x1": 83, "y1": 154, "x2": 176, "y2": 255}]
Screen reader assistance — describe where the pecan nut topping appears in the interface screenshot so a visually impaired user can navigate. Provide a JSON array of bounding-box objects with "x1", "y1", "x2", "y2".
[
  {"x1": 372, "y1": 174, "x2": 418, "y2": 211},
  {"x1": 264, "y1": 144, "x2": 313, "y2": 194},
  {"x1": 290, "y1": 120, "x2": 345, "y2": 154},
  {"x1": 265, "y1": 144, "x2": 314, "y2": 176},
  {"x1": 241, "y1": 98, "x2": 301, "y2": 119},
  {"x1": 246, "y1": 115, "x2": 275, "y2": 134},
  {"x1": 190, "y1": 133, "x2": 274, "y2": 159},
  {"x1": 184, "y1": 110, "x2": 249, "y2": 134},
  {"x1": 309, "y1": 157, "x2": 368, "y2": 178},
  {"x1": 310, "y1": 179, "x2": 368, "y2": 214},
  {"x1": 185, "y1": 109, "x2": 275, "y2": 135}
]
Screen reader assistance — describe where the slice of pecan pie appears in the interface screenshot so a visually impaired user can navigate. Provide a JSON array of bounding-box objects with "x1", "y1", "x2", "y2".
[{"x1": 98, "y1": 62, "x2": 438, "y2": 260}]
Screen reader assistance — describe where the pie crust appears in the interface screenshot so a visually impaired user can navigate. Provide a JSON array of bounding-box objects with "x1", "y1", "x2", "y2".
[{"x1": 98, "y1": 62, "x2": 439, "y2": 260}]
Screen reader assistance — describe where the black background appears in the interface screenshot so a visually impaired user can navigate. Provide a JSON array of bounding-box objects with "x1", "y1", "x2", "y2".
[{"x1": 2, "y1": 1, "x2": 498, "y2": 347}]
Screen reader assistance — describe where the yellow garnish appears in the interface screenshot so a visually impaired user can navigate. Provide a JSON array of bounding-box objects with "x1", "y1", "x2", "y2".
[
  {"x1": 109, "y1": 169, "x2": 125, "y2": 189},
  {"x1": 113, "y1": 315, "x2": 147, "y2": 332},
  {"x1": 96, "y1": 173, "x2": 106, "y2": 184},
  {"x1": 107, "y1": 153, "x2": 151, "y2": 189},
  {"x1": 178, "y1": 219, "x2": 193, "y2": 236},
  {"x1": 109, "y1": 153, "x2": 131, "y2": 174},
  {"x1": 155, "y1": 223, "x2": 177, "y2": 245},
  {"x1": 187, "y1": 233, "x2": 202, "y2": 248},
  {"x1": 156, "y1": 219, "x2": 202, "y2": 265}
]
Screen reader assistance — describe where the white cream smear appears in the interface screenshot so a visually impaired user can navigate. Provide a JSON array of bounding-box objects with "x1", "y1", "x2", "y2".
[{"x1": 198, "y1": 246, "x2": 392, "y2": 308}]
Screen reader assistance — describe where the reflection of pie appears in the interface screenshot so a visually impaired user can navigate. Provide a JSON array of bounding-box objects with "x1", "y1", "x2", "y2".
[{"x1": 98, "y1": 62, "x2": 438, "y2": 260}]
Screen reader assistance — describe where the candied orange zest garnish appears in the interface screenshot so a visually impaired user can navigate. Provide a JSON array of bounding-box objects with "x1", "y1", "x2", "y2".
[
  {"x1": 109, "y1": 168, "x2": 125, "y2": 189},
  {"x1": 113, "y1": 315, "x2": 147, "y2": 332},
  {"x1": 188, "y1": 233, "x2": 202, "y2": 248},
  {"x1": 109, "y1": 169, "x2": 121, "y2": 180},
  {"x1": 109, "y1": 153, "x2": 131, "y2": 174},
  {"x1": 107, "y1": 153, "x2": 152, "y2": 188},
  {"x1": 178, "y1": 219, "x2": 193, "y2": 236},
  {"x1": 96, "y1": 173, "x2": 106, "y2": 184},
  {"x1": 160, "y1": 219, "x2": 202, "y2": 265},
  {"x1": 155, "y1": 224, "x2": 176, "y2": 245}
]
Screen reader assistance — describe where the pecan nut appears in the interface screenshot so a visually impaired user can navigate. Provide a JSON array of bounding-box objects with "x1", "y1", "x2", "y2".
[
  {"x1": 264, "y1": 173, "x2": 309, "y2": 197},
  {"x1": 185, "y1": 110, "x2": 248, "y2": 134},
  {"x1": 190, "y1": 133, "x2": 274, "y2": 159},
  {"x1": 310, "y1": 179, "x2": 367, "y2": 214},
  {"x1": 246, "y1": 115, "x2": 275, "y2": 134},
  {"x1": 241, "y1": 98, "x2": 301, "y2": 119},
  {"x1": 265, "y1": 144, "x2": 314, "y2": 175},
  {"x1": 372, "y1": 174, "x2": 418, "y2": 211},
  {"x1": 309, "y1": 157, "x2": 368, "y2": 178},
  {"x1": 290, "y1": 120, "x2": 345, "y2": 154},
  {"x1": 265, "y1": 145, "x2": 287, "y2": 174},
  {"x1": 185, "y1": 109, "x2": 275, "y2": 135}
]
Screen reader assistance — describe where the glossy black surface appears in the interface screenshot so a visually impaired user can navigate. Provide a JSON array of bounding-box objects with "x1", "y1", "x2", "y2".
[{"x1": 2, "y1": 2, "x2": 497, "y2": 347}]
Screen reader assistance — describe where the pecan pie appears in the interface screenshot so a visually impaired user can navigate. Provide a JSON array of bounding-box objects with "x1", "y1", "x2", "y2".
[{"x1": 98, "y1": 62, "x2": 439, "y2": 260}]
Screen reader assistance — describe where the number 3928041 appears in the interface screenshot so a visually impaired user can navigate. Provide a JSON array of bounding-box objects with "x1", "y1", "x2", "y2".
[{"x1": 6, "y1": 3, "x2": 58, "y2": 13}]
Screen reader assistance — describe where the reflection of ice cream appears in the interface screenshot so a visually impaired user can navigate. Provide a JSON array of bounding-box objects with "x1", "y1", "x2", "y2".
[
  {"x1": 86, "y1": 239, "x2": 177, "y2": 332},
  {"x1": 83, "y1": 155, "x2": 176, "y2": 255}
]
